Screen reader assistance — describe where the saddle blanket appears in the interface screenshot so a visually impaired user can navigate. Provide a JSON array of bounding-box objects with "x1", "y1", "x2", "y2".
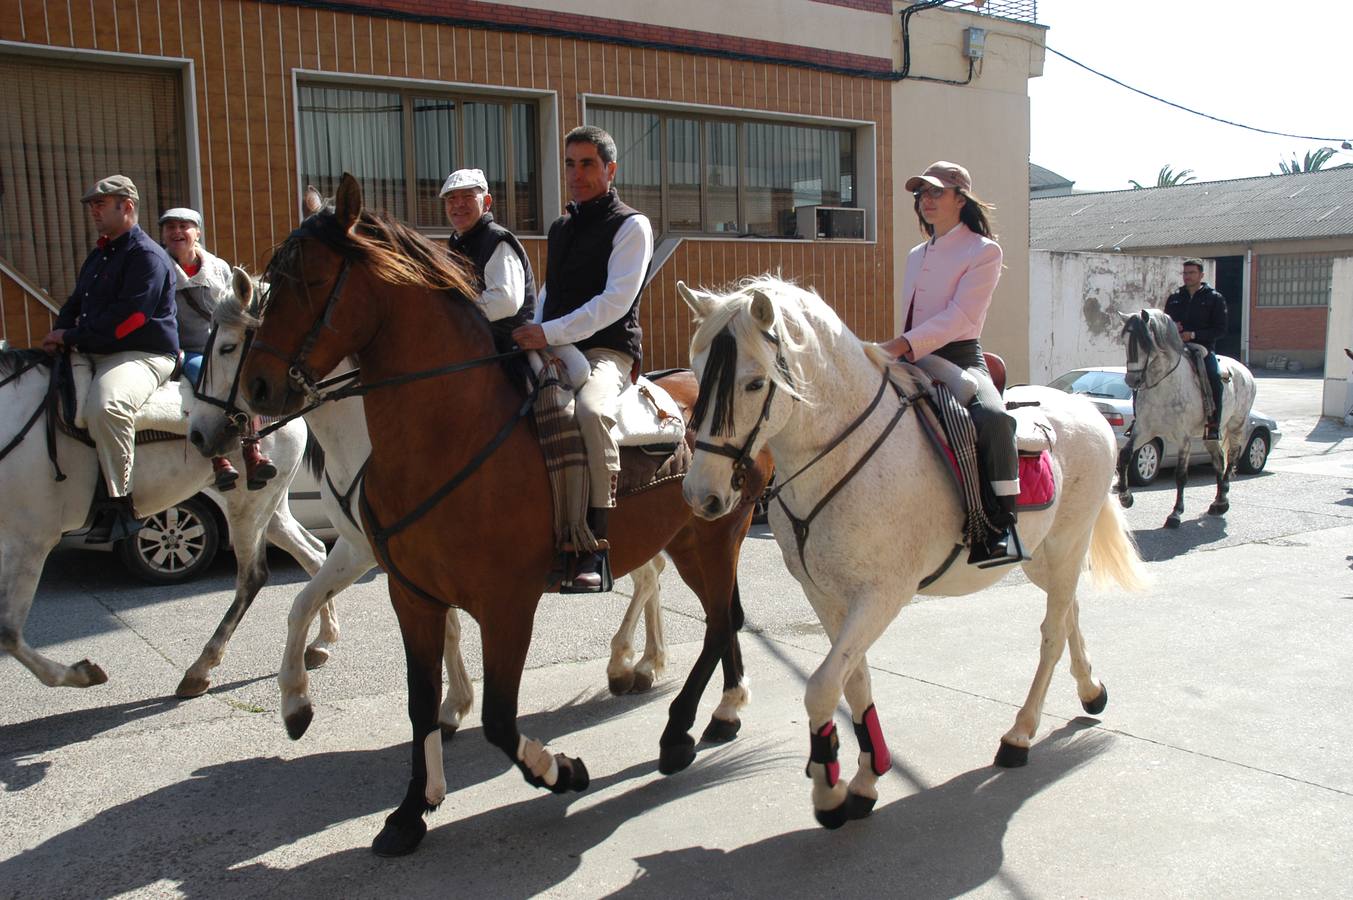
[
  {"x1": 939, "y1": 445, "x2": 1057, "y2": 509},
  {"x1": 70, "y1": 353, "x2": 189, "y2": 435},
  {"x1": 613, "y1": 376, "x2": 685, "y2": 447}
]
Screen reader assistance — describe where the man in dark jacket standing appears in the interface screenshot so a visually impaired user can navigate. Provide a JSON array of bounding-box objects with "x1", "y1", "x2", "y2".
[
  {"x1": 442, "y1": 167, "x2": 536, "y2": 323},
  {"x1": 1164, "y1": 258, "x2": 1227, "y2": 439},
  {"x1": 511, "y1": 126, "x2": 654, "y2": 589},
  {"x1": 42, "y1": 175, "x2": 179, "y2": 542}
]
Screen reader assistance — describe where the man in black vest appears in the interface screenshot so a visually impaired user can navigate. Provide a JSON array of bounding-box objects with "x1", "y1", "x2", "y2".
[
  {"x1": 442, "y1": 168, "x2": 536, "y2": 323},
  {"x1": 1164, "y1": 259, "x2": 1227, "y2": 440},
  {"x1": 512, "y1": 126, "x2": 654, "y2": 589}
]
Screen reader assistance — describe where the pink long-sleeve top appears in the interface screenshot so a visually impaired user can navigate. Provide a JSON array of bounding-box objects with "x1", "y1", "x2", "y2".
[{"x1": 898, "y1": 221, "x2": 1003, "y2": 361}]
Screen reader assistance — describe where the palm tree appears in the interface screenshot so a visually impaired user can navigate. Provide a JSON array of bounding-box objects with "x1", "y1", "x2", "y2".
[
  {"x1": 1129, "y1": 165, "x2": 1197, "y2": 189},
  {"x1": 1275, "y1": 147, "x2": 1336, "y2": 175}
]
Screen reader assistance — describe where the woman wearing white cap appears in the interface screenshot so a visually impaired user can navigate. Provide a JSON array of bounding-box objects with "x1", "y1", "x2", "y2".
[
  {"x1": 881, "y1": 161, "x2": 1020, "y2": 567},
  {"x1": 160, "y1": 208, "x2": 275, "y2": 491}
]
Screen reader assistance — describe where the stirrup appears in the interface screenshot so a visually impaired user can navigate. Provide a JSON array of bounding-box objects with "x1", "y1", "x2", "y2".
[
  {"x1": 560, "y1": 547, "x2": 614, "y2": 594},
  {"x1": 969, "y1": 523, "x2": 1026, "y2": 569}
]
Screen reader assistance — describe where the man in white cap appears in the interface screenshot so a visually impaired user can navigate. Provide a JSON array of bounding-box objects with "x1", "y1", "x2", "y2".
[
  {"x1": 43, "y1": 175, "x2": 179, "y2": 542},
  {"x1": 440, "y1": 168, "x2": 536, "y2": 324},
  {"x1": 159, "y1": 207, "x2": 275, "y2": 491}
]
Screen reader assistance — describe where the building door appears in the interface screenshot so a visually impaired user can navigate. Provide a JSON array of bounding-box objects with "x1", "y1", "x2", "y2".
[{"x1": 1213, "y1": 255, "x2": 1244, "y2": 359}]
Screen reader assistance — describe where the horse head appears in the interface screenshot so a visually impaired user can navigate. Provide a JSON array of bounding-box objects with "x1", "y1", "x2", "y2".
[
  {"x1": 683, "y1": 276, "x2": 817, "y2": 519},
  {"x1": 185, "y1": 268, "x2": 264, "y2": 457}
]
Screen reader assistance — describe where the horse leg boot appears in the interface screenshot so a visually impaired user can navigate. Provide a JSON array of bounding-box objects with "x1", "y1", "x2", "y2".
[{"x1": 242, "y1": 418, "x2": 277, "y2": 490}]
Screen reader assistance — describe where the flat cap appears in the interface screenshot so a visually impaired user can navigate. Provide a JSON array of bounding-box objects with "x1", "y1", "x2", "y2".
[
  {"x1": 158, "y1": 207, "x2": 203, "y2": 228},
  {"x1": 439, "y1": 168, "x2": 489, "y2": 196},
  {"x1": 81, "y1": 174, "x2": 140, "y2": 204},
  {"x1": 904, "y1": 160, "x2": 973, "y2": 195}
]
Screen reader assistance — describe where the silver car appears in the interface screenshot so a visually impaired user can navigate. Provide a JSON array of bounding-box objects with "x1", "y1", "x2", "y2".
[{"x1": 1046, "y1": 366, "x2": 1282, "y2": 487}]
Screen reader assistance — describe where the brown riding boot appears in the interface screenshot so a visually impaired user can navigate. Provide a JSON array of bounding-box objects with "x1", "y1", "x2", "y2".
[
  {"x1": 570, "y1": 508, "x2": 610, "y2": 590},
  {"x1": 212, "y1": 456, "x2": 239, "y2": 492},
  {"x1": 242, "y1": 438, "x2": 277, "y2": 491}
]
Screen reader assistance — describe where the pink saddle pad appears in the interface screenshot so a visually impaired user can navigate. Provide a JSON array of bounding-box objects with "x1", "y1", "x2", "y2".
[{"x1": 1017, "y1": 450, "x2": 1055, "y2": 508}]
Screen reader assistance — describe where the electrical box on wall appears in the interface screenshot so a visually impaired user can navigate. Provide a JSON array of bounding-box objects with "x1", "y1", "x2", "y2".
[{"x1": 964, "y1": 27, "x2": 986, "y2": 59}]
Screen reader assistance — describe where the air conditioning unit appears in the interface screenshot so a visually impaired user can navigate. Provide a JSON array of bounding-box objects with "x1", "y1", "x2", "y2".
[{"x1": 795, "y1": 205, "x2": 866, "y2": 241}]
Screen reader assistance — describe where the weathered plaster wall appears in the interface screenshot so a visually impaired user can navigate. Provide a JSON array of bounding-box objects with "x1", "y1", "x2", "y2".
[
  {"x1": 1028, "y1": 250, "x2": 1206, "y2": 384},
  {"x1": 1320, "y1": 257, "x2": 1353, "y2": 419}
]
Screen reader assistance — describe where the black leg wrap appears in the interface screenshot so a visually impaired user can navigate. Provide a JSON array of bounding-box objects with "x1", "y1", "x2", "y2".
[{"x1": 805, "y1": 722, "x2": 840, "y2": 788}]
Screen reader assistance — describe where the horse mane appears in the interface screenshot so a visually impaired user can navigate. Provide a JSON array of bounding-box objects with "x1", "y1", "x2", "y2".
[
  {"x1": 265, "y1": 206, "x2": 533, "y2": 390},
  {"x1": 0, "y1": 347, "x2": 52, "y2": 380},
  {"x1": 212, "y1": 290, "x2": 261, "y2": 331}
]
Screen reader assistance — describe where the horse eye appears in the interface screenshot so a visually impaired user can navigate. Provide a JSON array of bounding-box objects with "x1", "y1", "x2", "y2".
[
  {"x1": 746, "y1": 378, "x2": 766, "y2": 392},
  {"x1": 219, "y1": 343, "x2": 237, "y2": 354}
]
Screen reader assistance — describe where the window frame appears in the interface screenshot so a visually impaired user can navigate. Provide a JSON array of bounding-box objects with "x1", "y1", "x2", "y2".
[
  {"x1": 1256, "y1": 253, "x2": 1335, "y2": 309},
  {"x1": 293, "y1": 71, "x2": 555, "y2": 237},
  {"x1": 584, "y1": 94, "x2": 874, "y2": 242}
]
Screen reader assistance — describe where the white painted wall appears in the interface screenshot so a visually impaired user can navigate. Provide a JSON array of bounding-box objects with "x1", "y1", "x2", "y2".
[
  {"x1": 1028, "y1": 250, "x2": 1209, "y2": 384},
  {"x1": 1321, "y1": 257, "x2": 1353, "y2": 420}
]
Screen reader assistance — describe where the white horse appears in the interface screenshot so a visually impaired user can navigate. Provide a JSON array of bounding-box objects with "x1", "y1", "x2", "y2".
[
  {"x1": 183, "y1": 270, "x2": 669, "y2": 739},
  {"x1": 0, "y1": 348, "x2": 324, "y2": 694},
  {"x1": 1116, "y1": 308, "x2": 1257, "y2": 528},
  {"x1": 679, "y1": 276, "x2": 1147, "y2": 829}
]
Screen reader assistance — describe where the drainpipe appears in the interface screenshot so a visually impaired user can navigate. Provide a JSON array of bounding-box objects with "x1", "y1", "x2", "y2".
[{"x1": 1241, "y1": 248, "x2": 1252, "y2": 365}]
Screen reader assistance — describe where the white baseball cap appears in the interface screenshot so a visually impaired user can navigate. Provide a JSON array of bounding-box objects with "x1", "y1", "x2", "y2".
[
  {"x1": 439, "y1": 168, "x2": 489, "y2": 196},
  {"x1": 158, "y1": 207, "x2": 204, "y2": 228}
]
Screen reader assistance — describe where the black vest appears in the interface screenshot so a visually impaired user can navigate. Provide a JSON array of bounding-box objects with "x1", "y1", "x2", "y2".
[
  {"x1": 447, "y1": 212, "x2": 537, "y2": 322},
  {"x1": 543, "y1": 189, "x2": 645, "y2": 364}
]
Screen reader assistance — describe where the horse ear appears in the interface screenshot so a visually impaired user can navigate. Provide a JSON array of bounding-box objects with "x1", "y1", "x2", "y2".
[
  {"x1": 1140, "y1": 309, "x2": 1150, "y2": 322},
  {"x1": 677, "y1": 281, "x2": 712, "y2": 320},
  {"x1": 749, "y1": 289, "x2": 775, "y2": 329},
  {"x1": 1117, "y1": 310, "x2": 1133, "y2": 324},
  {"x1": 302, "y1": 185, "x2": 323, "y2": 217},
  {"x1": 231, "y1": 266, "x2": 253, "y2": 305},
  {"x1": 334, "y1": 173, "x2": 363, "y2": 232}
]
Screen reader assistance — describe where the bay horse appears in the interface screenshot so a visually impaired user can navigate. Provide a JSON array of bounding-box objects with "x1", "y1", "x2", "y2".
[
  {"x1": 679, "y1": 277, "x2": 1147, "y2": 829},
  {"x1": 238, "y1": 174, "x2": 769, "y2": 856},
  {"x1": 0, "y1": 349, "x2": 323, "y2": 695},
  {"x1": 1116, "y1": 308, "x2": 1257, "y2": 528},
  {"x1": 185, "y1": 272, "x2": 674, "y2": 741}
]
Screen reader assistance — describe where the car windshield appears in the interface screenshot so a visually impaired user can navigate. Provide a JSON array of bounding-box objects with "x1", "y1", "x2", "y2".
[{"x1": 1048, "y1": 370, "x2": 1132, "y2": 400}]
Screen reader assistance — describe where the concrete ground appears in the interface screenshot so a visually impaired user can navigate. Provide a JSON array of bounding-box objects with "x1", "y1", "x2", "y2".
[{"x1": 2, "y1": 376, "x2": 1351, "y2": 898}]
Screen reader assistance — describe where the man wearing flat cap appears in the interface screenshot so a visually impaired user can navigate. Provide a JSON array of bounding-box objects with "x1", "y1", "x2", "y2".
[
  {"x1": 441, "y1": 168, "x2": 536, "y2": 324},
  {"x1": 43, "y1": 175, "x2": 179, "y2": 542}
]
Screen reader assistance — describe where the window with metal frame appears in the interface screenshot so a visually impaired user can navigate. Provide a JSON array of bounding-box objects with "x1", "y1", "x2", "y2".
[
  {"x1": 589, "y1": 107, "x2": 857, "y2": 239},
  {"x1": 1256, "y1": 254, "x2": 1333, "y2": 308},
  {"x1": 297, "y1": 83, "x2": 541, "y2": 234},
  {"x1": 0, "y1": 54, "x2": 189, "y2": 305}
]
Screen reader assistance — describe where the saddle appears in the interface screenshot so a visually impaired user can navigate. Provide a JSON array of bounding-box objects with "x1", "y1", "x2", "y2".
[{"x1": 62, "y1": 352, "x2": 190, "y2": 443}]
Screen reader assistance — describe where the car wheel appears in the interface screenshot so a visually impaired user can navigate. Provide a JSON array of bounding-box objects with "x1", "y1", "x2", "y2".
[
  {"x1": 1238, "y1": 429, "x2": 1270, "y2": 475},
  {"x1": 116, "y1": 496, "x2": 222, "y2": 584},
  {"x1": 1129, "y1": 440, "x2": 1162, "y2": 486}
]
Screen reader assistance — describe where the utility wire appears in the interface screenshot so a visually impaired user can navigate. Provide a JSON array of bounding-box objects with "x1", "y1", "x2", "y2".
[{"x1": 1047, "y1": 47, "x2": 1350, "y2": 145}]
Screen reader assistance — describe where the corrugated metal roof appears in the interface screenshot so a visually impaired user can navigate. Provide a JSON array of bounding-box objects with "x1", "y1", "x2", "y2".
[
  {"x1": 1030, "y1": 166, "x2": 1353, "y2": 251},
  {"x1": 1030, "y1": 163, "x2": 1073, "y2": 190}
]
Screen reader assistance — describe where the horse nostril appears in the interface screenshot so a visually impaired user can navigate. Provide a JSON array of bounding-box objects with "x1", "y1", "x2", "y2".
[
  {"x1": 189, "y1": 430, "x2": 204, "y2": 449},
  {"x1": 702, "y1": 496, "x2": 722, "y2": 519}
]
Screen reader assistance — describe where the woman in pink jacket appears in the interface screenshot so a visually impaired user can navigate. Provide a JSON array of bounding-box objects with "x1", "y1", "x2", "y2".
[{"x1": 881, "y1": 161, "x2": 1019, "y2": 567}]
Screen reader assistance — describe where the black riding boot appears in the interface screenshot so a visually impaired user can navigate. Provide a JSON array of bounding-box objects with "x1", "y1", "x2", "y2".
[
  {"x1": 85, "y1": 495, "x2": 146, "y2": 544},
  {"x1": 571, "y1": 508, "x2": 610, "y2": 590},
  {"x1": 968, "y1": 496, "x2": 1021, "y2": 568}
]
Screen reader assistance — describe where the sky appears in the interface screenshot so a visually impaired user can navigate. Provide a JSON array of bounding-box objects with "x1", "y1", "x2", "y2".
[{"x1": 1028, "y1": 0, "x2": 1353, "y2": 193}]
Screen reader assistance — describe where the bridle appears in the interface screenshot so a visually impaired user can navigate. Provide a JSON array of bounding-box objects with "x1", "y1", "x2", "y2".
[
  {"x1": 247, "y1": 256, "x2": 354, "y2": 403},
  {"x1": 1124, "y1": 316, "x2": 1182, "y2": 391},
  {"x1": 692, "y1": 330, "x2": 783, "y2": 493}
]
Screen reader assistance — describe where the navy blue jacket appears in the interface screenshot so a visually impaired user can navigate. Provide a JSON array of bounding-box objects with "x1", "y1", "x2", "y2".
[
  {"x1": 55, "y1": 225, "x2": 179, "y2": 355},
  {"x1": 1164, "y1": 283, "x2": 1227, "y2": 352}
]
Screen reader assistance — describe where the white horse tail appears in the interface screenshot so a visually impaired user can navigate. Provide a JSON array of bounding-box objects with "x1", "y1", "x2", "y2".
[{"x1": 1086, "y1": 493, "x2": 1150, "y2": 591}]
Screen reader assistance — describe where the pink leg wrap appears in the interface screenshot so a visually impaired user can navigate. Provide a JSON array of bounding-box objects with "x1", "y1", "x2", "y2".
[{"x1": 854, "y1": 704, "x2": 892, "y2": 777}]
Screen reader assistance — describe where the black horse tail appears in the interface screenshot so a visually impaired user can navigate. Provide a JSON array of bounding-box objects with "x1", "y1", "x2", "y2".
[{"x1": 303, "y1": 424, "x2": 326, "y2": 481}]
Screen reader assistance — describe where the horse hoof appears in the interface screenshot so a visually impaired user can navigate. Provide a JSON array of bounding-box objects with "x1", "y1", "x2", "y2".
[
  {"x1": 439, "y1": 721, "x2": 459, "y2": 743},
  {"x1": 73, "y1": 659, "x2": 109, "y2": 686},
  {"x1": 303, "y1": 646, "x2": 331, "y2": 670},
  {"x1": 631, "y1": 670, "x2": 655, "y2": 693},
  {"x1": 1118, "y1": 493, "x2": 1134, "y2": 509},
  {"x1": 701, "y1": 716, "x2": 741, "y2": 744},
  {"x1": 814, "y1": 800, "x2": 851, "y2": 830},
  {"x1": 607, "y1": 671, "x2": 635, "y2": 695},
  {"x1": 1164, "y1": 516, "x2": 1181, "y2": 529},
  {"x1": 843, "y1": 792, "x2": 877, "y2": 821},
  {"x1": 658, "y1": 736, "x2": 697, "y2": 775},
  {"x1": 557, "y1": 755, "x2": 590, "y2": 792},
  {"x1": 1082, "y1": 682, "x2": 1109, "y2": 716},
  {"x1": 284, "y1": 705, "x2": 314, "y2": 740},
  {"x1": 371, "y1": 813, "x2": 427, "y2": 857},
  {"x1": 993, "y1": 740, "x2": 1029, "y2": 768},
  {"x1": 1208, "y1": 502, "x2": 1229, "y2": 516},
  {"x1": 175, "y1": 675, "x2": 210, "y2": 698}
]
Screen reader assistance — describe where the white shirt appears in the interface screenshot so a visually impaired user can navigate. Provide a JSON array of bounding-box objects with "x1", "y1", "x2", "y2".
[
  {"x1": 533, "y1": 214, "x2": 654, "y2": 346},
  {"x1": 477, "y1": 241, "x2": 526, "y2": 322}
]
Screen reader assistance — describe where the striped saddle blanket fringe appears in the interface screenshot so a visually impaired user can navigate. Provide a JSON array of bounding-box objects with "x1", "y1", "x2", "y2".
[{"x1": 531, "y1": 356, "x2": 598, "y2": 554}]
